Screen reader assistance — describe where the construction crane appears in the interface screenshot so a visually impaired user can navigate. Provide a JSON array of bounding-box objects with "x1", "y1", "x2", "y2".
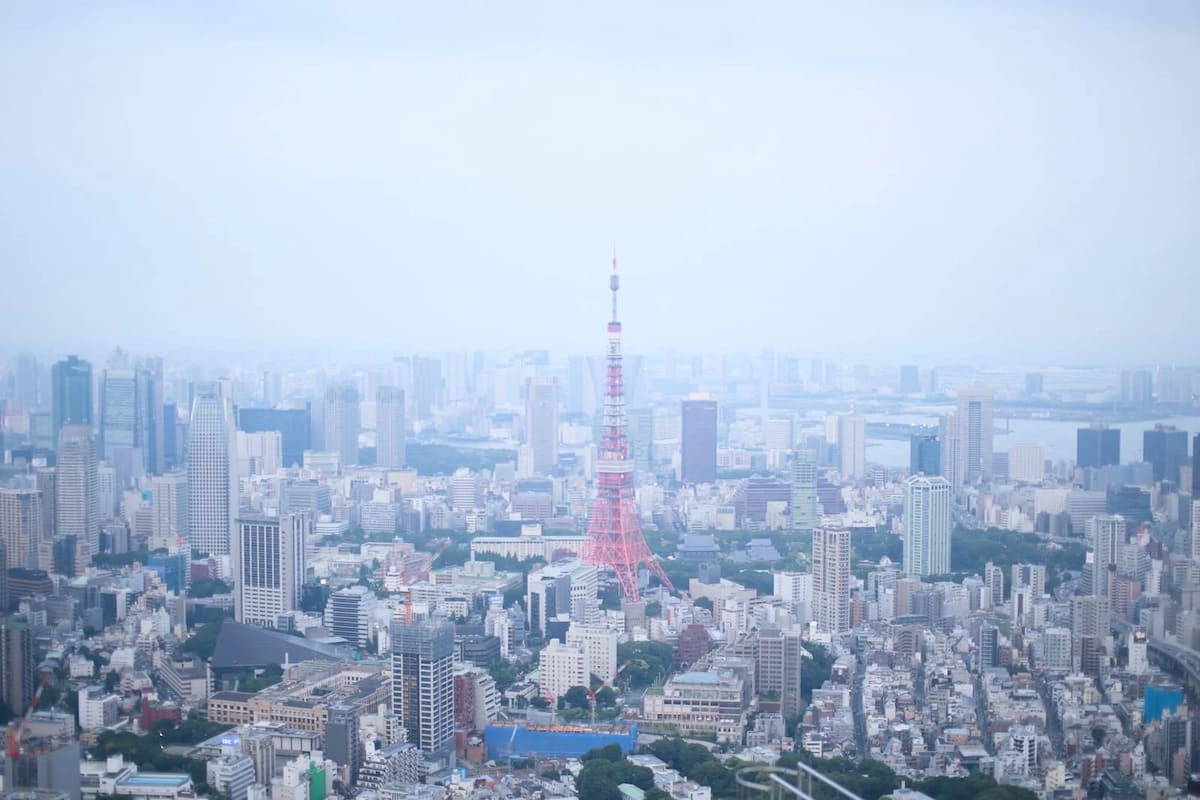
[{"x1": 6, "y1": 672, "x2": 51, "y2": 759}]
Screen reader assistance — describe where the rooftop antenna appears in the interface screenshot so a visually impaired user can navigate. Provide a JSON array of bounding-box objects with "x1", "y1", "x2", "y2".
[{"x1": 610, "y1": 241, "x2": 619, "y2": 323}]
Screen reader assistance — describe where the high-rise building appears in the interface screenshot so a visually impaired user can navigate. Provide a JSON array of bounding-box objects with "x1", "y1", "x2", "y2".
[
  {"x1": 1144, "y1": 424, "x2": 1188, "y2": 485},
  {"x1": 324, "y1": 585, "x2": 374, "y2": 648},
  {"x1": 0, "y1": 489, "x2": 43, "y2": 572},
  {"x1": 538, "y1": 637, "x2": 588, "y2": 701},
  {"x1": 390, "y1": 617, "x2": 454, "y2": 761},
  {"x1": 187, "y1": 383, "x2": 237, "y2": 557},
  {"x1": 565, "y1": 625, "x2": 618, "y2": 686},
  {"x1": 235, "y1": 514, "x2": 308, "y2": 628},
  {"x1": 1192, "y1": 433, "x2": 1200, "y2": 496},
  {"x1": 978, "y1": 624, "x2": 1000, "y2": 669},
  {"x1": 323, "y1": 385, "x2": 361, "y2": 468},
  {"x1": 51, "y1": 355, "x2": 92, "y2": 447},
  {"x1": 237, "y1": 406, "x2": 311, "y2": 469},
  {"x1": 680, "y1": 398, "x2": 718, "y2": 484},
  {"x1": 375, "y1": 386, "x2": 406, "y2": 469},
  {"x1": 1120, "y1": 369, "x2": 1153, "y2": 405},
  {"x1": 626, "y1": 407, "x2": 654, "y2": 473},
  {"x1": 902, "y1": 475, "x2": 951, "y2": 578},
  {"x1": 899, "y1": 365, "x2": 920, "y2": 394},
  {"x1": 755, "y1": 624, "x2": 804, "y2": 717},
  {"x1": 0, "y1": 614, "x2": 35, "y2": 717},
  {"x1": 955, "y1": 384, "x2": 993, "y2": 485},
  {"x1": 837, "y1": 412, "x2": 866, "y2": 480},
  {"x1": 1077, "y1": 424, "x2": 1120, "y2": 469},
  {"x1": 1086, "y1": 515, "x2": 1125, "y2": 599},
  {"x1": 150, "y1": 472, "x2": 188, "y2": 551},
  {"x1": 412, "y1": 356, "x2": 443, "y2": 421},
  {"x1": 938, "y1": 412, "x2": 960, "y2": 488},
  {"x1": 1024, "y1": 373, "x2": 1044, "y2": 396},
  {"x1": 56, "y1": 424, "x2": 99, "y2": 568},
  {"x1": 1008, "y1": 443, "x2": 1045, "y2": 484},
  {"x1": 790, "y1": 448, "x2": 818, "y2": 535},
  {"x1": 909, "y1": 430, "x2": 940, "y2": 476},
  {"x1": 324, "y1": 705, "x2": 361, "y2": 783},
  {"x1": 812, "y1": 524, "x2": 851, "y2": 633},
  {"x1": 524, "y1": 377, "x2": 559, "y2": 474},
  {"x1": 1011, "y1": 563, "x2": 1046, "y2": 598},
  {"x1": 984, "y1": 562, "x2": 1005, "y2": 608},
  {"x1": 13, "y1": 353, "x2": 39, "y2": 411}
]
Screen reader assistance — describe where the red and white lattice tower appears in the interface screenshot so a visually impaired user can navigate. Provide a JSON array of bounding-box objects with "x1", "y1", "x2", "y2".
[{"x1": 580, "y1": 252, "x2": 675, "y2": 601}]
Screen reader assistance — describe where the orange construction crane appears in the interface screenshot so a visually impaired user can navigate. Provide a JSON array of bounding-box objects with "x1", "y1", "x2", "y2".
[{"x1": 6, "y1": 672, "x2": 51, "y2": 759}]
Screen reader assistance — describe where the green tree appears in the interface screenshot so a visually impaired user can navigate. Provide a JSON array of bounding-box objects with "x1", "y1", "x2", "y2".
[
  {"x1": 596, "y1": 687, "x2": 617, "y2": 707},
  {"x1": 576, "y1": 746, "x2": 654, "y2": 800},
  {"x1": 180, "y1": 619, "x2": 224, "y2": 661},
  {"x1": 617, "y1": 641, "x2": 675, "y2": 689},
  {"x1": 560, "y1": 685, "x2": 591, "y2": 711}
]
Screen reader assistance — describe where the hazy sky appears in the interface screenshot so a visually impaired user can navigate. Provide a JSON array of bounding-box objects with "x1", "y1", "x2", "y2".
[{"x1": 2, "y1": 2, "x2": 1198, "y2": 365}]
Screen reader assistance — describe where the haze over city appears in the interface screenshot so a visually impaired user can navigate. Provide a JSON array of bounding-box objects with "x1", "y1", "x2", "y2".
[
  {"x1": 3, "y1": 5, "x2": 1200, "y2": 800},
  {"x1": 3, "y1": 2, "x2": 1199, "y2": 362}
]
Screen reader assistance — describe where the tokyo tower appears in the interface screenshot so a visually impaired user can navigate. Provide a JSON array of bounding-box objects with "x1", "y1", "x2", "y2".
[{"x1": 580, "y1": 252, "x2": 675, "y2": 601}]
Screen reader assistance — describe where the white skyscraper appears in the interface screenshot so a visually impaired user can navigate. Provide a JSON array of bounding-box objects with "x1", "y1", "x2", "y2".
[
  {"x1": 1008, "y1": 443, "x2": 1045, "y2": 484},
  {"x1": 955, "y1": 384, "x2": 994, "y2": 485},
  {"x1": 902, "y1": 475, "x2": 952, "y2": 578},
  {"x1": 235, "y1": 513, "x2": 308, "y2": 627},
  {"x1": 812, "y1": 524, "x2": 851, "y2": 633},
  {"x1": 150, "y1": 471, "x2": 188, "y2": 551},
  {"x1": 524, "y1": 376, "x2": 559, "y2": 474},
  {"x1": 187, "y1": 383, "x2": 237, "y2": 557},
  {"x1": 790, "y1": 448, "x2": 818, "y2": 535},
  {"x1": 56, "y1": 424, "x2": 99, "y2": 567},
  {"x1": 0, "y1": 489, "x2": 43, "y2": 571},
  {"x1": 324, "y1": 384, "x2": 361, "y2": 468},
  {"x1": 236, "y1": 431, "x2": 282, "y2": 477},
  {"x1": 376, "y1": 386, "x2": 406, "y2": 469},
  {"x1": 1086, "y1": 514, "x2": 1125, "y2": 599},
  {"x1": 837, "y1": 412, "x2": 865, "y2": 480}
]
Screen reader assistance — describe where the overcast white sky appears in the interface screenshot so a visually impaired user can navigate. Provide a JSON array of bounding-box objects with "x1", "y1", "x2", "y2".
[{"x1": 2, "y1": 2, "x2": 1198, "y2": 365}]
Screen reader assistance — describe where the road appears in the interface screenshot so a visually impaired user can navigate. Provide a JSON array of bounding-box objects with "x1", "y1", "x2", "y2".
[{"x1": 852, "y1": 650, "x2": 867, "y2": 758}]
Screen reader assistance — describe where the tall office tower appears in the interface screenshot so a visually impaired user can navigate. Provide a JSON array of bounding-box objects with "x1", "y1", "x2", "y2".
[
  {"x1": 954, "y1": 384, "x2": 994, "y2": 485},
  {"x1": 978, "y1": 624, "x2": 1000, "y2": 669},
  {"x1": 1128, "y1": 627, "x2": 1149, "y2": 675},
  {"x1": 14, "y1": 354, "x2": 39, "y2": 410},
  {"x1": 150, "y1": 472, "x2": 188, "y2": 551},
  {"x1": 323, "y1": 385, "x2": 361, "y2": 468},
  {"x1": 580, "y1": 256, "x2": 674, "y2": 601},
  {"x1": 56, "y1": 425, "x2": 99, "y2": 567},
  {"x1": 1070, "y1": 595, "x2": 1110, "y2": 640},
  {"x1": 1193, "y1": 433, "x2": 1200, "y2": 496},
  {"x1": 1087, "y1": 514, "x2": 1125, "y2": 599},
  {"x1": 790, "y1": 448, "x2": 818, "y2": 535},
  {"x1": 1011, "y1": 563, "x2": 1046, "y2": 598},
  {"x1": 1077, "y1": 424, "x2": 1120, "y2": 469},
  {"x1": 1144, "y1": 424, "x2": 1188, "y2": 485},
  {"x1": 837, "y1": 412, "x2": 866, "y2": 480},
  {"x1": 812, "y1": 524, "x2": 851, "y2": 633},
  {"x1": 524, "y1": 377, "x2": 560, "y2": 474},
  {"x1": 909, "y1": 430, "x2": 940, "y2": 476},
  {"x1": 324, "y1": 585, "x2": 374, "y2": 648},
  {"x1": 162, "y1": 402, "x2": 180, "y2": 468},
  {"x1": 1120, "y1": 369, "x2": 1153, "y2": 404},
  {"x1": 0, "y1": 489, "x2": 43, "y2": 571},
  {"x1": 237, "y1": 406, "x2": 312, "y2": 468},
  {"x1": 755, "y1": 625, "x2": 805, "y2": 718},
  {"x1": 938, "y1": 412, "x2": 960, "y2": 487},
  {"x1": 375, "y1": 387, "x2": 406, "y2": 469},
  {"x1": 138, "y1": 359, "x2": 165, "y2": 475},
  {"x1": 324, "y1": 705, "x2": 361, "y2": 784},
  {"x1": 984, "y1": 562, "x2": 1005, "y2": 607},
  {"x1": 0, "y1": 615, "x2": 35, "y2": 717},
  {"x1": 1024, "y1": 372, "x2": 1044, "y2": 396},
  {"x1": 51, "y1": 355, "x2": 92, "y2": 446},
  {"x1": 680, "y1": 398, "x2": 718, "y2": 484},
  {"x1": 187, "y1": 383, "x2": 236, "y2": 557},
  {"x1": 236, "y1": 431, "x2": 282, "y2": 476},
  {"x1": 412, "y1": 356, "x2": 443, "y2": 421},
  {"x1": 0, "y1": 539, "x2": 5, "y2": 611},
  {"x1": 390, "y1": 617, "x2": 454, "y2": 761},
  {"x1": 235, "y1": 514, "x2": 308, "y2": 627},
  {"x1": 36, "y1": 468, "x2": 56, "y2": 550},
  {"x1": 626, "y1": 407, "x2": 654, "y2": 473},
  {"x1": 901, "y1": 475, "x2": 951, "y2": 578},
  {"x1": 1008, "y1": 443, "x2": 1045, "y2": 484},
  {"x1": 899, "y1": 364, "x2": 920, "y2": 394},
  {"x1": 99, "y1": 368, "x2": 140, "y2": 476},
  {"x1": 566, "y1": 356, "x2": 595, "y2": 417}
]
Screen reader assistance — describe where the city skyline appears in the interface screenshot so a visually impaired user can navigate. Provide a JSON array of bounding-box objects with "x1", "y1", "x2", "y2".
[{"x1": 2, "y1": 3, "x2": 1198, "y2": 362}]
